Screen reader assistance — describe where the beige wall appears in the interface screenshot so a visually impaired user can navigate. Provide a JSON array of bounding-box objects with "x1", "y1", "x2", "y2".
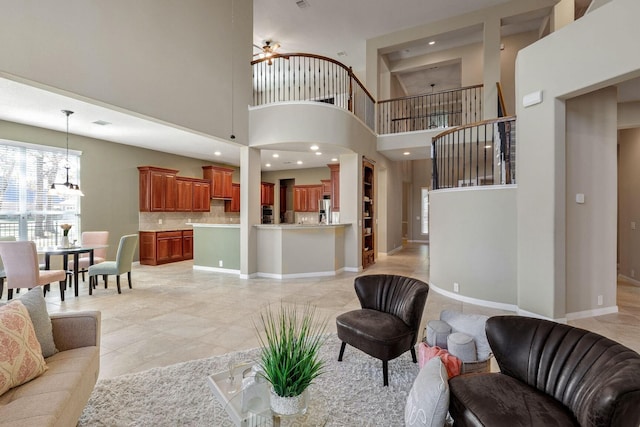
[
  {"x1": 0, "y1": 120, "x2": 228, "y2": 260},
  {"x1": 516, "y1": 0, "x2": 640, "y2": 319},
  {"x1": 500, "y1": 31, "x2": 539, "y2": 116},
  {"x1": 409, "y1": 159, "x2": 431, "y2": 242},
  {"x1": 618, "y1": 128, "x2": 640, "y2": 284},
  {"x1": 0, "y1": 0, "x2": 252, "y2": 143},
  {"x1": 565, "y1": 88, "x2": 618, "y2": 316}
]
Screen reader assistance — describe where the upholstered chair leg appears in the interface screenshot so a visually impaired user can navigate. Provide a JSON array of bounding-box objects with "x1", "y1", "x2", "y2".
[
  {"x1": 89, "y1": 276, "x2": 93, "y2": 295},
  {"x1": 82, "y1": 271, "x2": 86, "y2": 282},
  {"x1": 103, "y1": 275, "x2": 108, "y2": 288},
  {"x1": 382, "y1": 361, "x2": 389, "y2": 387},
  {"x1": 116, "y1": 275, "x2": 121, "y2": 294},
  {"x1": 7, "y1": 289, "x2": 13, "y2": 300},
  {"x1": 59, "y1": 280, "x2": 65, "y2": 301},
  {"x1": 338, "y1": 342, "x2": 347, "y2": 361},
  {"x1": 410, "y1": 346, "x2": 417, "y2": 363},
  {"x1": 0, "y1": 278, "x2": 3, "y2": 300},
  {"x1": 127, "y1": 271, "x2": 132, "y2": 289}
]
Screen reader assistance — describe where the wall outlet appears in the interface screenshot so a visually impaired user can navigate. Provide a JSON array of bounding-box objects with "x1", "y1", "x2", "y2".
[
  {"x1": 597, "y1": 295, "x2": 603, "y2": 306},
  {"x1": 632, "y1": 222, "x2": 636, "y2": 230},
  {"x1": 219, "y1": 260, "x2": 223, "y2": 267},
  {"x1": 453, "y1": 282, "x2": 459, "y2": 293},
  {"x1": 158, "y1": 219, "x2": 163, "y2": 225}
]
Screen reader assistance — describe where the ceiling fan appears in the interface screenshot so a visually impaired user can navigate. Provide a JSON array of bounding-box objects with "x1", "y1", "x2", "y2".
[{"x1": 253, "y1": 40, "x2": 281, "y2": 64}]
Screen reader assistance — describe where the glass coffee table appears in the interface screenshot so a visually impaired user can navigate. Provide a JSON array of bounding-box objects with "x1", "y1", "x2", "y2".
[{"x1": 207, "y1": 363, "x2": 328, "y2": 426}]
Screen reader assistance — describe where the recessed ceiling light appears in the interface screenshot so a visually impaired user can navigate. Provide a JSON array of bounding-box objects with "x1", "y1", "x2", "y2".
[
  {"x1": 315, "y1": 152, "x2": 322, "y2": 156},
  {"x1": 331, "y1": 158, "x2": 338, "y2": 162},
  {"x1": 266, "y1": 163, "x2": 271, "y2": 167},
  {"x1": 92, "y1": 120, "x2": 111, "y2": 126},
  {"x1": 272, "y1": 153, "x2": 279, "y2": 158},
  {"x1": 403, "y1": 152, "x2": 411, "y2": 156},
  {"x1": 214, "y1": 151, "x2": 221, "y2": 156},
  {"x1": 428, "y1": 40, "x2": 436, "y2": 45},
  {"x1": 296, "y1": 160, "x2": 303, "y2": 165},
  {"x1": 310, "y1": 145, "x2": 319, "y2": 151}
]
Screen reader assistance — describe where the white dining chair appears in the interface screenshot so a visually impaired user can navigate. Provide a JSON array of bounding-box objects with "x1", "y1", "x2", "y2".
[{"x1": 88, "y1": 234, "x2": 138, "y2": 295}]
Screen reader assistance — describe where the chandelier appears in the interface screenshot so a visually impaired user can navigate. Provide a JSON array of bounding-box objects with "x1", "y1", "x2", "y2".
[{"x1": 49, "y1": 110, "x2": 84, "y2": 197}]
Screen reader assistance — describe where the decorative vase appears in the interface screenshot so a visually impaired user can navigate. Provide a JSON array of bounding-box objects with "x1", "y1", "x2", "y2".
[
  {"x1": 62, "y1": 236, "x2": 70, "y2": 248},
  {"x1": 269, "y1": 388, "x2": 309, "y2": 416}
]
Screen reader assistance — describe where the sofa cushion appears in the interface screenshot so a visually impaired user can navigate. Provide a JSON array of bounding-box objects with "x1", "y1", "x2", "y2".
[
  {"x1": 0, "y1": 288, "x2": 57, "y2": 358},
  {"x1": 0, "y1": 301, "x2": 48, "y2": 396},
  {"x1": 405, "y1": 356, "x2": 449, "y2": 427},
  {"x1": 449, "y1": 372, "x2": 579, "y2": 427},
  {"x1": 0, "y1": 346, "x2": 99, "y2": 427}
]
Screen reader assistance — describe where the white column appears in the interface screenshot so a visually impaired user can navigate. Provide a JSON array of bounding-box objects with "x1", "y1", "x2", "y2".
[
  {"x1": 240, "y1": 146, "x2": 261, "y2": 278},
  {"x1": 483, "y1": 16, "x2": 501, "y2": 120}
]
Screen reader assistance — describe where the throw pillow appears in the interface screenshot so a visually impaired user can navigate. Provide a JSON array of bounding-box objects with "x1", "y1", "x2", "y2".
[
  {"x1": 0, "y1": 300, "x2": 48, "y2": 396},
  {"x1": 405, "y1": 356, "x2": 449, "y2": 427},
  {"x1": 0, "y1": 288, "x2": 58, "y2": 357},
  {"x1": 418, "y1": 342, "x2": 462, "y2": 378},
  {"x1": 439, "y1": 310, "x2": 491, "y2": 361}
]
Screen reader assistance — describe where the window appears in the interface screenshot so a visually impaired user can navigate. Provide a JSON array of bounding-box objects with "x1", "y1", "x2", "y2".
[
  {"x1": 421, "y1": 188, "x2": 429, "y2": 235},
  {"x1": 0, "y1": 140, "x2": 81, "y2": 246}
]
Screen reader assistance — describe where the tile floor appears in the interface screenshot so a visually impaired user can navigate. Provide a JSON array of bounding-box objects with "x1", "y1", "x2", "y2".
[{"x1": 9, "y1": 243, "x2": 640, "y2": 380}]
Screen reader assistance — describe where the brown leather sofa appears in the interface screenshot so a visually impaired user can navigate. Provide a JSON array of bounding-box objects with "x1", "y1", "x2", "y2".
[{"x1": 449, "y1": 315, "x2": 640, "y2": 427}]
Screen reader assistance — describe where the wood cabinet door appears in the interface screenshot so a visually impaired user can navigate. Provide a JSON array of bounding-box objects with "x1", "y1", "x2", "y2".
[
  {"x1": 139, "y1": 171, "x2": 151, "y2": 212},
  {"x1": 308, "y1": 185, "x2": 322, "y2": 212},
  {"x1": 182, "y1": 231, "x2": 193, "y2": 260},
  {"x1": 164, "y1": 173, "x2": 177, "y2": 211},
  {"x1": 329, "y1": 164, "x2": 340, "y2": 211},
  {"x1": 169, "y1": 237, "x2": 183, "y2": 260},
  {"x1": 261, "y1": 182, "x2": 274, "y2": 206},
  {"x1": 193, "y1": 181, "x2": 210, "y2": 212},
  {"x1": 222, "y1": 171, "x2": 233, "y2": 199},
  {"x1": 150, "y1": 171, "x2": 165, "y2": 211},
  {"x1": 176, "y1": 178, "x2": 193, "y2": 211},
  {"x1": 139, "y1": 232, "x2": 157, "y2": 265},
  {"x1": 156, "y1": 238, "x2": 171, "y2": 263},
  {"x1": 321, "y1": 180, "x2": 331, "y2": 196},
  {"x1": 225, "y1": 183, "x2": 240, "y2": 212},
  {"x1": 293, "y1": 186, "x2": 307, "y2": 212}
]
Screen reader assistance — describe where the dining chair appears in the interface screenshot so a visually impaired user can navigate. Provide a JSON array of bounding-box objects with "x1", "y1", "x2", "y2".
[
  {"x1": 67, "y1": 231, "x2": 109, "y2": 286},
  {"x1": 88, "y1": 234, "x2": 138, "y2": 294},
  {"x1": 0, "y1": 240, "x2": 68, "y2": 301},
  {"x1": 0, "y1": 236, "x2": 17, "y2": 299}
]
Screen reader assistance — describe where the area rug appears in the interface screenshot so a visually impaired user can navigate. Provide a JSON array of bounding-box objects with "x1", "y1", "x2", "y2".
[{"x1": 79, "y1": 334, "x2": 419, "y2": 426}]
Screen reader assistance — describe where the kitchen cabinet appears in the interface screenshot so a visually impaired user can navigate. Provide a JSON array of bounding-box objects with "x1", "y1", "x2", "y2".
[
  {"x1": 321, "y1": 179, "x2": 331, "y2": 196},
  {"x1": 261, "y1": 182, "x2": 275, "y2": 206},
  {"x1": 328, "y1": 163, "x2": 340, "y2": 211},
  {"x1": 138, "y1": 166, "x2": 178, "y2": 212},
  {"x1": 192, "y1": 180, "x2": 211, "y2": 212},
  {"x1": 225, "y1": 183, "x2": 241, "y2": 212},
  {"x1": 202, "y1": 166, "x2": 234, "y2": 199},
  {"x1": 362, "y1": 160, "x2": 375, "y2": 269},
  {"x1": 139, "y1": 230, "x2": 193, "y2": 265},
  {"x1": 139, "y1": 167, "x2": 210, "y2": 213},
  {"x1": 176, "y1": 178, "x2": 193, "y2": 212},
  {"x1": 293, "y1": 185, "x2": 323, "y2": 212}
]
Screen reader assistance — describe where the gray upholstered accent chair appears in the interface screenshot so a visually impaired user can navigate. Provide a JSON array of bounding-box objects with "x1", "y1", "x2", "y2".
[
  {"x1": 88, "y1": 234, "x2": 138, "y2": 294},
  {"x1": 336, "y1": 274, "x2": 429, "y2": 386}
]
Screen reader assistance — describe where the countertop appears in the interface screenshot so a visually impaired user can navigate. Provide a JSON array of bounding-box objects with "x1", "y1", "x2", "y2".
[
  {"x1": 187, "y1": 223, "x2": 240, "y2": 228},
  {"x1": 138, "y1": 227, "x2": 193, "y2": 232},
  {"x1": 254, "y1": 223, "x2": 349, "y2": 229}
]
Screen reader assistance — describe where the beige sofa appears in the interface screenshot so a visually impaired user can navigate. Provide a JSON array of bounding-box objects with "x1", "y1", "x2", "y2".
[{"x1": 0, "y1": 311, "x2": 101, "y2": 427}]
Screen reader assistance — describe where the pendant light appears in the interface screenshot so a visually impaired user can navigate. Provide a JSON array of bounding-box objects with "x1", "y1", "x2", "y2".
[{"x1": 49, "y1": 110, "x2": 84, "y2": 196}]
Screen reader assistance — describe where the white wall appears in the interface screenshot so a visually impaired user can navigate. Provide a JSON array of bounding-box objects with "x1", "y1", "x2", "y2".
[
  {"x1": 0, "y1": 0, "x2": 252, "y2": 143},
  {"x1": 516, "y1": 0, "x2": 640, "y2": 319},
  {"x1": 429, "y1": 186, "x2": 517, "y2": 305}
]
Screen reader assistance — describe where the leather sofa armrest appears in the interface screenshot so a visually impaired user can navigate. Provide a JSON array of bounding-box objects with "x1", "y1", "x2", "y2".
[{"x1": 50, "y1": 311, "x2": 101, "y2": 351}]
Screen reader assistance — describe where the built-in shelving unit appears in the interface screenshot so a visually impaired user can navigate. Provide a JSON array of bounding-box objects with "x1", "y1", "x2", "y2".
[{"x1": 362, "y1": 159, "x2": 375, "y2": 269}]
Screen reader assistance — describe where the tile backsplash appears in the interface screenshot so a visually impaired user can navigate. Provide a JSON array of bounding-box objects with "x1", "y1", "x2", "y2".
[{"x1": 138, "y1": 200, "x2": 239, "y2": 231}]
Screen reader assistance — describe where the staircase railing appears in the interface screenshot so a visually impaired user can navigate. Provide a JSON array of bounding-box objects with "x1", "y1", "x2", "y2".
[
  {"x1": 252, "y1": 53, "x2": 376, "y2": 131},
  {"x1": 377, "y1": 84, "x2": 483, "y2": 135},
  {"x1": 432, "y1": 115, "x2": 516, "y2": 190}
]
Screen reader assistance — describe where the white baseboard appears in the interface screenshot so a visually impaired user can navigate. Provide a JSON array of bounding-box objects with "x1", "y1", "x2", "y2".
[
  {"x1": 255, "y1": 268, "x2": 343, "y2": 280},
  {"x1": 618, "y1": 274, "x2": 640, "y2": 286},
  {"x1": 565, "y1": 305, "x2": 618, "y2": 321},
  {"x1": 193, "y1": 265, "x2": 240, "y2": 275},
  {"x1": 428, "y1": 282, "x2": 518, "y2": 312}
]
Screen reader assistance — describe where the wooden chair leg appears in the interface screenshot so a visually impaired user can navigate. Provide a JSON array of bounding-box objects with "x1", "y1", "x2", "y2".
[
  {"x1": 59, "y1": 280, "x2": 65, "y2": 302},
  {"x1": 338, "y1": 341, "x2": 347, "y2": 361},
  {"x1": 116, "y1": 275, "x2": 121, "y2": 294},
  {"x1": 382, "y1": 360, "x2": 389, "y2": 387},
  {"x1": 127, "y1": 271, "x2": 132, "y2": 289}
]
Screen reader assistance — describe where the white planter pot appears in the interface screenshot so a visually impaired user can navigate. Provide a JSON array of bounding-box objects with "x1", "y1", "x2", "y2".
[
  {"x1": 269, "y1": 387, "x2": 309, "y2": 416},
  {"x1": 62, "y1": 236, "x2": 70, "y2": 248}
]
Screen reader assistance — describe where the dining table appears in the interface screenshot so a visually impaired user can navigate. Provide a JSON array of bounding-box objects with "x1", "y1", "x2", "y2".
[{"x1": 39, "y1": 244, "x2": 108, "y2": 297}]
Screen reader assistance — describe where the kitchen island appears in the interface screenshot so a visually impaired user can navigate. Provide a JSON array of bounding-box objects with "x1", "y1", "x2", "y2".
[
  {"x1": 190, "y1": 223, "x2": 240, "y2": 273},
  {"x1": 255, "y1": 223, "x2": 349, "y2": 279}
]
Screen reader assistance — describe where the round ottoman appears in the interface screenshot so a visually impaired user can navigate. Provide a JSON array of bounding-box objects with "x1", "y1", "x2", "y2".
[
  {"x1": 447, "y1": 332, "x2": 477, "y2": 362},
  {"x1": 426, "y1": 320, "x2": 452, "y2": 348}
]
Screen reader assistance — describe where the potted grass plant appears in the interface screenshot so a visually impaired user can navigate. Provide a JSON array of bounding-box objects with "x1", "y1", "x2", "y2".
[{"x1": 254, "y1": 302, "x2": 328, "y2": 416}]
